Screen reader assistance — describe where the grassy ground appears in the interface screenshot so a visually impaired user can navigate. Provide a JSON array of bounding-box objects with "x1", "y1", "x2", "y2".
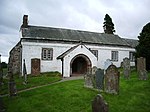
[
  {"x1": 3, "y1": 70, "x2": 150, "y2": 112},
  {"x1": 0, "y1": 72, "x2": 62, "y2": 95},
  {"x1": 3, "y1": 80, "x2": 98, "y2": 112}
]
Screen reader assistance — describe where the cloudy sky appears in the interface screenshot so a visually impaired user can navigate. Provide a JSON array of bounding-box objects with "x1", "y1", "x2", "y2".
[{"x1": 0, "y1": 0, "x2": 150, "y2": 62}]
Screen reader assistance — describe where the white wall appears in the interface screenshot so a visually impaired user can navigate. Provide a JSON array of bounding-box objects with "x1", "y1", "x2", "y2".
[{"x1": 21, "y1": 41, "x2": 135, "y2": 76}]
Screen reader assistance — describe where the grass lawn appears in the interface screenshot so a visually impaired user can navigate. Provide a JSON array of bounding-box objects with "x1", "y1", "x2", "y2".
[
  {"x1": 0, "y1": 72, "x2": 62, "y2": 95},
  {"x1": 3, "y1": 70, "x2": 150, "y2": 112}
]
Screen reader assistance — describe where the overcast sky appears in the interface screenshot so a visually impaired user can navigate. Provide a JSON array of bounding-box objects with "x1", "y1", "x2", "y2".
[{"x1": 0, "y1": 0, "x2": 150, "y2": 62}]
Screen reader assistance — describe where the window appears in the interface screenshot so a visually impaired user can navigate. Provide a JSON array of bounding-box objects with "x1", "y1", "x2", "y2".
[
  {"x1": 91, "y1": 50, "x2": 98, "y2": 58},
  {"x1": 129, "y1": 52, "x2": 135, "y2": 62},
  {"x1": 42, "y1": 48, "x2": 53, "y2": 60},
  {"x1": 111, "y1": 51, "x2": 118, "y2": 61}
]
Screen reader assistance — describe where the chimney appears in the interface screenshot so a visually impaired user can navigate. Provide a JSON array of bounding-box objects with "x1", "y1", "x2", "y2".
[{"x1": 22, "y1": 15, "x2": 28, "y2": 28}]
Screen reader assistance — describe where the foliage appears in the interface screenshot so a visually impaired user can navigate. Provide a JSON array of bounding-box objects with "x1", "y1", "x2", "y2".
[
  {"x1": 3, "y1": 70, "x2": 150, "y2": 112},
  {"x1": 103, "y1": 14, "x2": 115, "y2": 34},
  {"x1": 135, "y1": 22, "x2": 150, "y2": 70}
]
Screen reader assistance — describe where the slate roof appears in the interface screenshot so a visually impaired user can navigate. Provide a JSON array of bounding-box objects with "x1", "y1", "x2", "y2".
[
  {"x1": 22, "y1": 25, "x2": 134, "y2": 47},
  {"x1": 122, "y1": 38, "x2": 139, "y2": 48}
]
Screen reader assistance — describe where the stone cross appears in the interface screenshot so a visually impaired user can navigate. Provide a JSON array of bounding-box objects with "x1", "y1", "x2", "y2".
[
  {"x1": 92, "y1": 94, "x2": 108, "y2": 112},
  {"x1": 123, "y1": 57, "x2": 130, "y2": 79},
  {"x1": 105, "y1": 64, "x2": 120, "y2": 94},
  {"x1": 95, "y1": 69, "x2": 104, "y2": 90},
  {"x1": 137, "y1": 57, "x2": 148, "y2": 80}
]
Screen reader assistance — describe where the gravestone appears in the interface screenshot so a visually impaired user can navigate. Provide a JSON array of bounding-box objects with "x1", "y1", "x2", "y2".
[
  {"x1": 123, "y1": 58, "x2": 130, "y2": 79},
  {"x1": 105, "y1": 65, "x2": 120, "y2": 94},
  {"x1": 92, "y1": 66, "x2": 97, "y2": 88},
  {"x1": 137, "y1": 57, "x2": 148, "y2": 80},
  {"x1": 95, "y1": 69, "x2": 104, "y2": 90},
  {"x1": 104, "y1": 59, "x2": 112, "y2": 70},
  {"x1": 84, "y1": 67, "x2": 93, "y2": 88},
  {"x1": 92, "y1": 94, "x2": 108, "y2": 112},
  {"x1": 23, "y1": 59, "x2": 27, "y2": 84},
  {"x1": 31, "y1": 58, "x2": 40, "y2": 75},
  {"x1": 8, "y1": 64, "x2": 17, "y2": 97},
  {"x1": 8, "y1": 73, "x2": 17, "y2": 96}
]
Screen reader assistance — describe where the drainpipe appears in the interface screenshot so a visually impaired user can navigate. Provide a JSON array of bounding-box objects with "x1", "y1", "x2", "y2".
[{"x1": 61, "y1": 58, "x2": 64, "y2": 77}]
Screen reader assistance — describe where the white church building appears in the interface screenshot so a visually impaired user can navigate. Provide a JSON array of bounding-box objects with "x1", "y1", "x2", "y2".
[{"x1": 9, "y1": 15, "x2": 138, "y2": 77}]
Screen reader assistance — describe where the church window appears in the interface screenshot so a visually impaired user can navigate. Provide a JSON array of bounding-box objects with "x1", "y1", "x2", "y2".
[
  {"x1": 111, "y1": 51, "x2": 118, "y2": 61},
  {"x1": 91, "y1": 50, "x2": 98, "y2": 58},
  {"x1": 42, "y1": 48, "x2": 53, "y2": 60},
  {"x1": 129, "y1": 52, "x2": 135, "y2": 62}
]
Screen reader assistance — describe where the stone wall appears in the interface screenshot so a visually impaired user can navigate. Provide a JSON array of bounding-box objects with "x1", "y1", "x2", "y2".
[{"x1": 8, "y1": 41, "x2": 22, "y2": 75}]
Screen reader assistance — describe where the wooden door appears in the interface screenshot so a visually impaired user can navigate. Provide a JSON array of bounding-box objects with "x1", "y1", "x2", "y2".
[{"x1": 31, "y1": 58, "x2": 40, "y2": 75}]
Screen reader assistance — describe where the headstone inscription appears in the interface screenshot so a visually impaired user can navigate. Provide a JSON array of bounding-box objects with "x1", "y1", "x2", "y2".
[{"x1": 105, "y1": 65, "x2": 120, "y2": 94}]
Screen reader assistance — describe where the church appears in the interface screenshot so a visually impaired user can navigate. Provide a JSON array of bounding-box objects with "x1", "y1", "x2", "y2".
[{"x1": 9, "y1": 15, "x2": 138, "y2": 77}]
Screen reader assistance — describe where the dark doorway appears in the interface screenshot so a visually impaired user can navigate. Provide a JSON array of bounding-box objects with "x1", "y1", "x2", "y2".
[{"x1": 71, "y1": 54, "x2": 91, "y2": 76}]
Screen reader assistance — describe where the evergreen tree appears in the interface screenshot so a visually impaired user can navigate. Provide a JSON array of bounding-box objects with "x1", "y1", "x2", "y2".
[
  {"x1": 103, "y1": 14, "x2": 115, "y2": 34},
  {"x1": 136, "y1": 22, "x2": 150, "y2": 70}
]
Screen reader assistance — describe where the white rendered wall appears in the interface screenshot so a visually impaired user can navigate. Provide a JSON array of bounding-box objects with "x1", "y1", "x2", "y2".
[{"x1": 21, "y1": 41, "x2": 135, "y2": 76}]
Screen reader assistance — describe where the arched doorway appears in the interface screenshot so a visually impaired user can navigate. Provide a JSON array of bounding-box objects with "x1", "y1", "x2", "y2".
[{"x1": 70, "y1": 54, "x2": 92, "y2": 76}]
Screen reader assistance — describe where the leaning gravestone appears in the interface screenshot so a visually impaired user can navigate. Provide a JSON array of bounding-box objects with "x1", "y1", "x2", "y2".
[
  {"x1": 137, "y1": 57, "x2": 148, "y2": 80},
  {"x1": 105, "y1": 64, "x2": 120, "y2": 94},
  {"x1": 92, "y1": 94, "x2": 108, "y2": 112},
  {"x1": 123, "y1": 58, "x2": 130, "y2": 79},
  {"x1": 95, "y1": 69, "x2": 104, "y2": 90}
]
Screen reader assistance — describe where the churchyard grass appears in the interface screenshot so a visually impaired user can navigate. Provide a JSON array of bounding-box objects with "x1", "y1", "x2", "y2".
[
  {"x1": 0, "y1": 72, "x2": 61, "y2": 95},
  {"x1": 102, "y1": 69, "x2": 150, "y2": 112},
  {"x1": 3, "y1": 69, "x2": 150, "y2": 112},
  {"x1": 3, "y1": 79, "x2": 98, "y2": 112}
]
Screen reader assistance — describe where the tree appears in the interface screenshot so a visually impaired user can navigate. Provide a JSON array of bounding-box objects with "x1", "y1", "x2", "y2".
[
  {"x1": 135, "y1": 22, "x2": 150, "y2": 70},
  {"x1": 103, "y1": 14, "x2": 115, "y2": 34}
]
